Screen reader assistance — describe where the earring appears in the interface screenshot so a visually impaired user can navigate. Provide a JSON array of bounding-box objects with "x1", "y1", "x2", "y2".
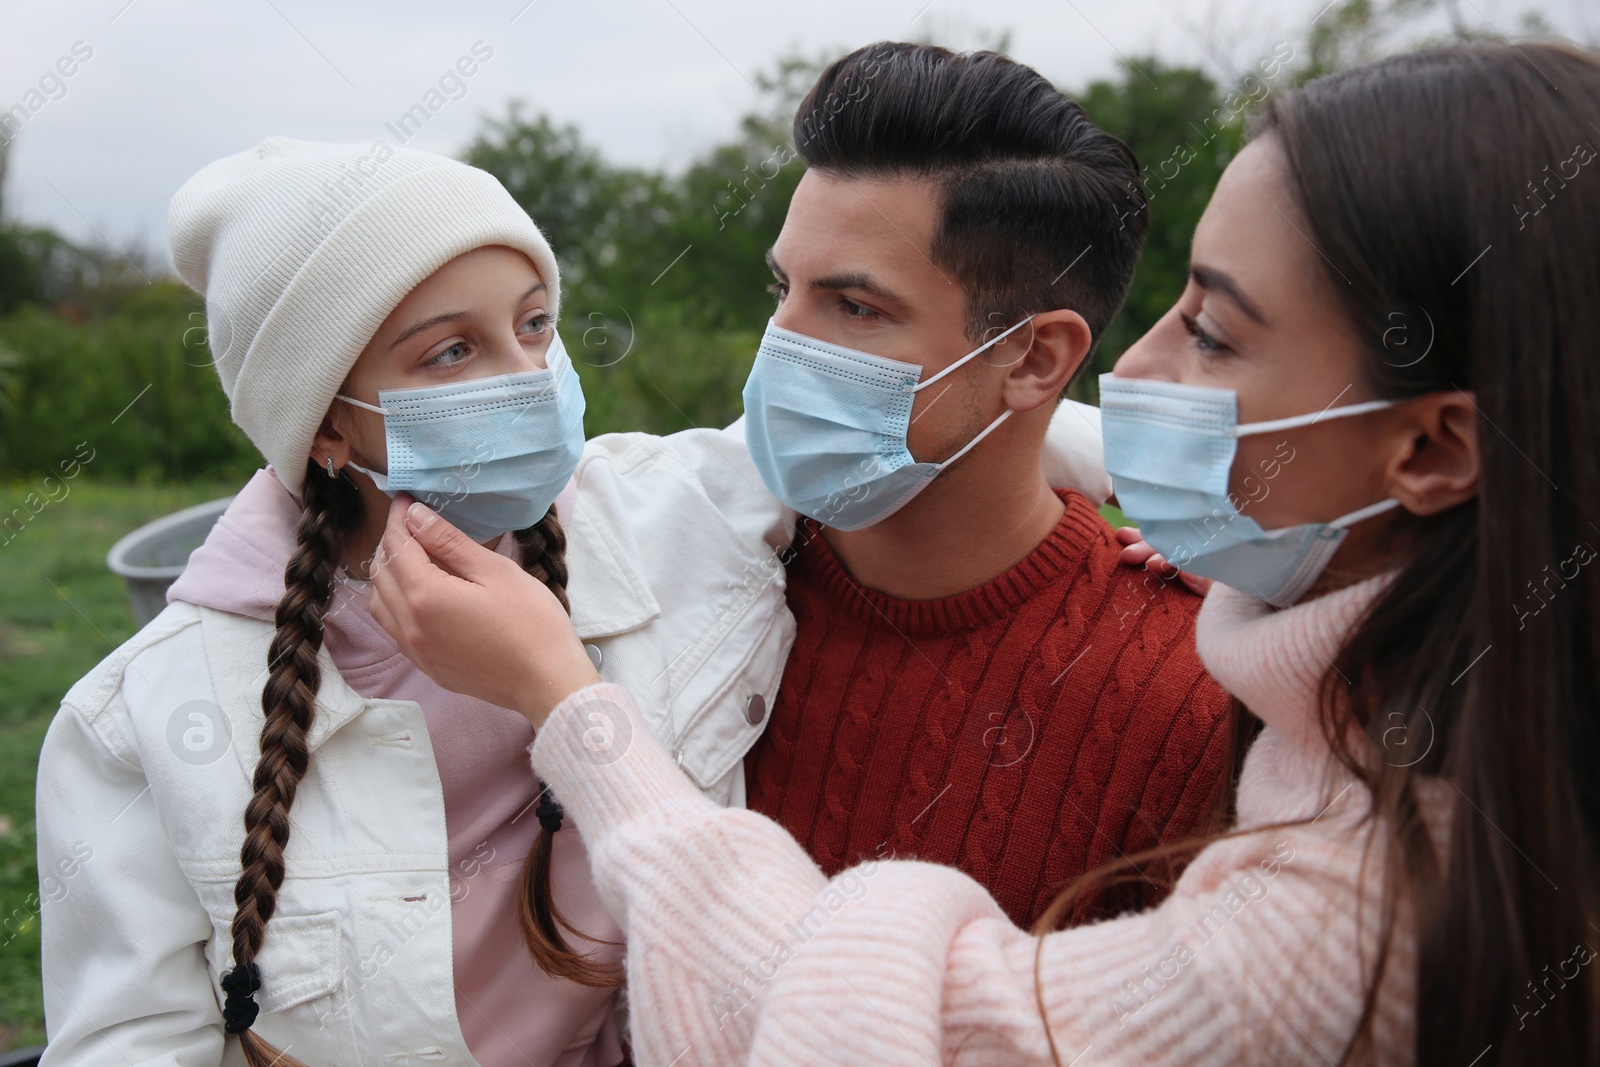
[{"x1": 325, "y1": 455, "x2": 337, "y2": 478}]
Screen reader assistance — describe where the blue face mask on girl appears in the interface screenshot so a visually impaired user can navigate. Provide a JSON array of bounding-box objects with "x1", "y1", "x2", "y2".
[
  {"x1": 1098, "y1": 372, "x2": 1402, "y2": 608},
  {"x1": 335, "y1": 331, "x2": 586, "y2": 542},
  {"x1": 742, "y1": 315, "x2": 1034, "y2": 530}
]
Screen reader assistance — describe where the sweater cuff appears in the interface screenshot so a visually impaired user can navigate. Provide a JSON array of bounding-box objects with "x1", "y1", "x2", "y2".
[{"x1": 529, "y1": 682, "x2": 719, "y2": 840}]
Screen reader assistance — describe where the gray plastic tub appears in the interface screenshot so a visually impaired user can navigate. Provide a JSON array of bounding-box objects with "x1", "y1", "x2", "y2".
[{"x1": 106, "y1": 496, "x2": 234, "y2": 626}]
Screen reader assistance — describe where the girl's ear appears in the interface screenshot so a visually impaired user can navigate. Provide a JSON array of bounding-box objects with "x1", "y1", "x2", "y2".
[
  {"x1": 1385, "y1": 390, "x2": 1480, "y2": 516},
  {"x1": 312, "y1": 411, "x2": 353, "y2": 474}
]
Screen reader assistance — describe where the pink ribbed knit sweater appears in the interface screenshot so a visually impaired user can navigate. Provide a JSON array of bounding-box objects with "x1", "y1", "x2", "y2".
[{"x1": 530, "y1": 573, "x2": 1453, "y2": 1067}]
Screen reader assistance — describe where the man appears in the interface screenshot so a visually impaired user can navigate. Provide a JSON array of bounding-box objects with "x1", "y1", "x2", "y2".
[{"x1": 739, "y1": 42, "x2": 1233, "y2": 927}]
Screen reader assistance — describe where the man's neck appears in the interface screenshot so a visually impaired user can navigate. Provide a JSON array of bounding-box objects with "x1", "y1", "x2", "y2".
[{"x1": 820, "y1": 468, "x2": 1066, "y2": 601}]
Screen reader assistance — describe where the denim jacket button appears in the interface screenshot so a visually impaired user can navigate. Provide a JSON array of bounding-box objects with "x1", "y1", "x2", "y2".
[{"x1": 744, "y1": 693, "x2": 767, "y2": 725}]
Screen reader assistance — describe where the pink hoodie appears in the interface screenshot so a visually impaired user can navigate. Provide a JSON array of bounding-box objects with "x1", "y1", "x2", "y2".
[{"x1": 167, "y1": 468, "x2": 624, "y2": 1067}]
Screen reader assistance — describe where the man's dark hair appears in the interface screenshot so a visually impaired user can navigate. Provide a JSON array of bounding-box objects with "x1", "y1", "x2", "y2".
[{"x1": 793, "y1": 41, "x2": 1149, "y2": 350}]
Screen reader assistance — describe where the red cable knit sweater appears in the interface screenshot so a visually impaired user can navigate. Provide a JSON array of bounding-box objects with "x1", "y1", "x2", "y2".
[{"x1": 744, "y1": 489, "x2": 1235, "y2": 928}]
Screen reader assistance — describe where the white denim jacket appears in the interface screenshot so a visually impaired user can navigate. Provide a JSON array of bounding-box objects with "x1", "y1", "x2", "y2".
[{"x1": 35, "y1": 409, "x2": 1108, "y2": 1065}]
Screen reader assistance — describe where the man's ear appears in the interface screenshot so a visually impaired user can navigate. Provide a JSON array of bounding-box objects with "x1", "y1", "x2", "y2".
[
  {"x1": 996, "y1": 309, "x2": 1092, "y2": 414},
  {"x1": 1385, "y1": 390, "x2": 1479, "y2": 516}
]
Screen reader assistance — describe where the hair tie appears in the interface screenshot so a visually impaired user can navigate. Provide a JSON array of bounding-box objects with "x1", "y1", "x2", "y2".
[
  {"x1": 220, "y1": 961, "x2": 262, "y2": 1034},
  {"x1": 536, "y1": 780, "x2": 564, "y2": 834}
]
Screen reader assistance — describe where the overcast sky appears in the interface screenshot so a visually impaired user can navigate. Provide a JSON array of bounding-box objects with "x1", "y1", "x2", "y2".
[{"x1": 1, "y1": 0, "x2": 1592, "y2": 266}]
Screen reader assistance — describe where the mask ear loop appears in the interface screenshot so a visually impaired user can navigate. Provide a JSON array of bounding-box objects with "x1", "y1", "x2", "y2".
[
  {"x1": 1328, "y1": 497, "x2": 1403, "y2": 528},
  {"x1": 336, "y1": 394, "x2": 385, "y2": 414},
  {"x1": 913, "y1": 315, "x2": 1037, "y2": 392},
  {"x1": 332, "y1": 394, "x2": 389, "y2": 486},
  {"x1": 933, "y1": 409, "x2": 1014, "y2": 472},
  {"x1": 1232, "y1": 397, "x2": 1405, "y2": 530},
  {"x1": 1234, "y1": 397, "x2": 1396, "y2": 437},
  {"x1": 970, "y1": 316, "x2": 1039, "y2": 371},
  {"x1": 911, "y1": 316, "x2": 1035, "y2": 472}
]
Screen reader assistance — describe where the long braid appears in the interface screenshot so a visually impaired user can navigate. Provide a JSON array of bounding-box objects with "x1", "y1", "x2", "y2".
[
  {"x1": 515, "y1": 504, "x2": 570, "y2": 614},
  {"x1": 513, "y1": 507, "x2": 623, "y2": 988},
  {"x1": 222, "y1": 459, "x2": 362, "y2": 1065}
]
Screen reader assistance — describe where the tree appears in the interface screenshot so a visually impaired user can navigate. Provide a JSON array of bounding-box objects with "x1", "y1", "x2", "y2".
[
  {"x1": 0, "y1": 140, "x2": 35, "y2": 316},
  {"x1": 460, "y1": 55, "x2": 831, "y2": 436},
  {"x1": 461, "y1": 105, "x2": 677, "y2": 319},
  {"x1": 460, "y1": 45, "x2": 1248, "y2": 415},
  {"x1": 1068, "y1": 58, "x2": 1244, "y2": 400}
]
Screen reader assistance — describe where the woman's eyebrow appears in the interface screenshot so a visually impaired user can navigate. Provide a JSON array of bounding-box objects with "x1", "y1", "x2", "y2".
[
  {"x1": 390, "y1": 282, "x2": 548, "y2": 349},
  {"x1": 1191, "y1": 264, "x2": 1267, "y2": 325}
]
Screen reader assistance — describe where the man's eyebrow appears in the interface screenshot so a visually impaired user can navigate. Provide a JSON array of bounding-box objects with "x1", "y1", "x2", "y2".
[
  {"x1": 1190, "y1": 264, "x2": 1267, "y2": 325},
  {"x1": 390, "y1": 282, "x2": 547, "y2": 349},
  {"x1": 766, "y1": 248, "x2": 907, "y2": 309},
  {"x1": 808, "y1": 270, "x2": 909, "y2": 309}
]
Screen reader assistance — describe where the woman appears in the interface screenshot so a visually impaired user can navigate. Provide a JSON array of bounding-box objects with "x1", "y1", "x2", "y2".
[{"x1": 371, "y1": 40, "x2": 1600, "y2": 1066}]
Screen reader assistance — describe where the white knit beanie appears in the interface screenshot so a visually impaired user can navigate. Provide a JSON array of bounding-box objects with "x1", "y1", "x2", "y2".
[{"x1": 169, "y1": 138, "x2": 561, "y2": 495}]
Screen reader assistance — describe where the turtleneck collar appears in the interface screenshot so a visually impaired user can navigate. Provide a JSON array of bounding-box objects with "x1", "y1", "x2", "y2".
[{"x1": 1194, "y1": 572, "x2": 1395, "y2": 752}]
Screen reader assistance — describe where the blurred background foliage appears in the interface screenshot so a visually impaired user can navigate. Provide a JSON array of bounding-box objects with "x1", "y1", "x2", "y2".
[{"x1": 0, "y1": 0, "x2": 1564, "y2": 481}]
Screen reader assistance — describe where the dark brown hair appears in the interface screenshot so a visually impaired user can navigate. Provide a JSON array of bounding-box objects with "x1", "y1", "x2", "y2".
[
  {"x1": 509, "y1": 517, "x2": 623, "y2": 988},
  {"x1": 1035, "y1": 40, "x2": 1600, "y2": 1067},
  {"x1": 793, "y1": 41, "x2": 1149, "y2": 351},
  {"x1": 1270, "y1": 40, "x2": 1600, "y2": 1067},
  {"x1": 224, "y1": 457, "x2": 618, "y2": 1067}
]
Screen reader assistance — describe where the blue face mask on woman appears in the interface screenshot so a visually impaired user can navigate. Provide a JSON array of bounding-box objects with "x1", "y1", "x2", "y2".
[
  {"x1": 1098, "y1": 372, "x2": 1402, "y2": 607},
  {"x1": 742, "y1": 315, "x2": 1034, "y2": 530},
  {"x1": 335, "y1": 331, "x2": 586, "y2": 542}
]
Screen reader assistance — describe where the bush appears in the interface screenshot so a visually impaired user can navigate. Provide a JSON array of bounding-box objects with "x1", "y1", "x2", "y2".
[
  {"x1": 0, "y1": 274, "x2": 763, "y2": 482},
  {"x1": 571, "y1": 303, "x2": 761, "y2": 436},
  {"x1": 0, "y1": 281, "x2": 259, "y2": 481},
  {"x1": 0, "y1": 49, "x2": 1259, "y2": 478}
]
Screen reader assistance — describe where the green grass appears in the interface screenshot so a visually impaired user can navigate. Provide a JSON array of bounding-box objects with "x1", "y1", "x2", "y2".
[
  {"x1": 0, "y1": 478, "x2": 239, "y2": 1051},
  {"x1": 1098, "y1": 502, "x2": 1127, "y2": 529}
]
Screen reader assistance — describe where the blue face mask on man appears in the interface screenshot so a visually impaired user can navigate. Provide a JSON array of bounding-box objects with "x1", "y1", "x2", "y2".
[
  {"x1": 1098, "y1": 372, "x2": 1402, "y2": 608},
  {"x1": 335, "y1": 330, "x2": 586, "y2": 542},
  {"x1": 742, "y1": 315, "x2": 1034, "y2": 530}
]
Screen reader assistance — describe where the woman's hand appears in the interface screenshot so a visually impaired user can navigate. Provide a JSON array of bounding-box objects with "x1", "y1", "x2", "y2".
[
  {"x1": 370, "y1": 495, "x2": 601, "y2": 728},
  {"x1": 1112, "y1": 526, "x2": 1214, "y2": 596}
]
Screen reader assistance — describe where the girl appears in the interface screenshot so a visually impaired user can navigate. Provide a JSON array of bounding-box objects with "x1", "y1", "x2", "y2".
[
  {"x1": 371, "y1": 40, "x2": 1600, "y2": 1066},
  {"x1": 36, "y1": 139, "x2": 1109, "y2": 1065},
  {"x1": 35, "y1": 137, "x2": 828, "y2": 1067}
]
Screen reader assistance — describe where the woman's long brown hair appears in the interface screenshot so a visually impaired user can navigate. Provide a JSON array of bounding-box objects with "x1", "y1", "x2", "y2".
[
  {"x1": 1034, "y1": 40, "x2": 1600, "y2": 1067},
  {"x1": 223, "y1": 459, "x2": 616, "y2": 1067}
]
